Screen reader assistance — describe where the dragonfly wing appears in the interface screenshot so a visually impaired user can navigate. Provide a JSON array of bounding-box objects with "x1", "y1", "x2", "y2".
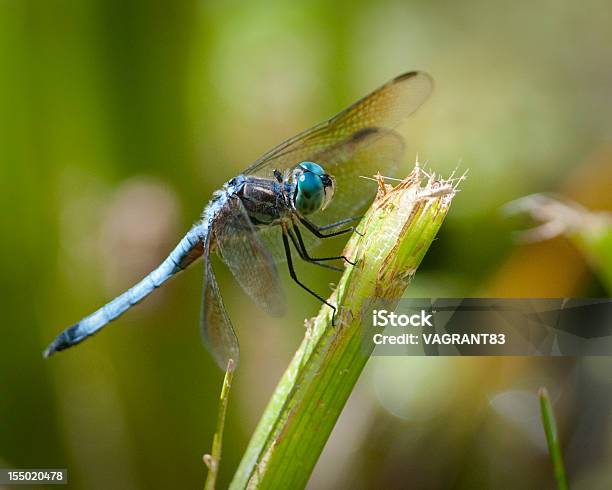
[
  {"x1": 252, "y1": 127, "x2": 405, "y2": 264},
  {"x1": 310, "y1": 127, "x2": 405, "y2": 227},
  {"x1": 214, "y1": 196, "x2": 287, "y2": 316},
  {"x1": 243, "y1": 71, "x2": 432, "y2": 178},
  {"x1": 250, "y1": 225, "x2": 293, "y2": 264},
  {"x1": 201, "y1": 235, "x2": 240, "y2": 370},
  {"x1": 243, "y1": 71, "x2": 431, "y2": 230}
]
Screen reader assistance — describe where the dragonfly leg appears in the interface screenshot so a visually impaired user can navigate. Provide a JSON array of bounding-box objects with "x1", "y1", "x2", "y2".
[
  {"x1": 298, "y1": 215, "x2": 364, "y2": 238},
  {"x1": 290, "y1": 224, "x2": 356, "y2": 267},
  {"x1": 281, "y1": 228, "x2": 337, "y2": 325},
  {"x1": 287, "y1": 227, "x2": 342, "y2": 272},
  {"x1": 317, "y1": 215, "x2": 363, "y2": 232}
]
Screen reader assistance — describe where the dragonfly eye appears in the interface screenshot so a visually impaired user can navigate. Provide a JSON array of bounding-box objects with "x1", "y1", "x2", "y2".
[
  {"x1": 294, "y1": 161, "x2": 334, "y2": 215},
  {"x1": 321, "y1": 173, "x2": 335, "y2": 210}
]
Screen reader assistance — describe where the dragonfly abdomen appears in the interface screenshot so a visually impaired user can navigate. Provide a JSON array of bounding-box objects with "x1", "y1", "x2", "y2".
[{"x1": 43, "y1": 223, "x2": 207, "y2": 357}]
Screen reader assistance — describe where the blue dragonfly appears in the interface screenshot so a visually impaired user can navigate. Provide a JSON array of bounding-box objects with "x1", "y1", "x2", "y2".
[{"x1": 44, "y1": 71, "x2": 433, "y2": 369}]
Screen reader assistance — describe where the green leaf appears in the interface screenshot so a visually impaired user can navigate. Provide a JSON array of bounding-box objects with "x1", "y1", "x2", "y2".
[{"x1": 539, "y1": 387, "x2": 569, "y2": 490}]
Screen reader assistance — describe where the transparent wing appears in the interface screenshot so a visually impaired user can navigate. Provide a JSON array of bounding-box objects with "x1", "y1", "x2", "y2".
[
  {"x1": 214, "y1": 196, "x2": 286, "y2": 316},
  {"x1": 250, "y1": 225, "x2": 291, "y2": 265},
  {"x1": 201, "y1": 235, "x2": 239, "y2": 370},
  {"x1": 244, "y1": 71, "x2": 432, "y2": 246},
  {"x1": 309, "y1": 127, "x2": 405, "y2": 227},
  {"x1": 244, "y1": 71, "x2": 432, "y2": 180},
  {"x1": 253, "y1": 128, "x2": 406, "y2": 263}
]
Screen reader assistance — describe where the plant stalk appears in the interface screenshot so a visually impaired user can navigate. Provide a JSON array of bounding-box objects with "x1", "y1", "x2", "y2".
[
  {"x1": 231, "y1": 166, "x2": 459, "y2": 489},
  {"x1": 204, "y1": 359, "x2": 235, "y2": 490},
  {"x1": 539, "y1": 387, "x2": 569, "y2": 490}
]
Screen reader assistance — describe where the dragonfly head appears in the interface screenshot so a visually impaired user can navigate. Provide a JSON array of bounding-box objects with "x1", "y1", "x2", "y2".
[{"x1": 293, "y1": 161, "x2": 335, "y2": 215}]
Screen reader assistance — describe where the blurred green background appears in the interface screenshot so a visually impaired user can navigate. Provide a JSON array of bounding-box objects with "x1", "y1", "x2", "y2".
[{"x1": 1, "y1": 0, "x2": 612, "y2": 489}]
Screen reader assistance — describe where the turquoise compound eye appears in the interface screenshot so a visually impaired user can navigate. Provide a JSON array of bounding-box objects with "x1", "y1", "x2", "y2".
[
  {"x1": 295, "y1": 171, "x2": 325, "y2": 215},
  {"x1": 298, "y1": 161, "x2": 325, "y2": 176},
  {"x1": 294, "y1": 161, "x2": 335, "y2": 215}
]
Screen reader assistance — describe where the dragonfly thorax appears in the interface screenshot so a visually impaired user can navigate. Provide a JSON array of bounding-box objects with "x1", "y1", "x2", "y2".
[{"x1": 292, "y1": 162, "x2": 335, "y2": 216}]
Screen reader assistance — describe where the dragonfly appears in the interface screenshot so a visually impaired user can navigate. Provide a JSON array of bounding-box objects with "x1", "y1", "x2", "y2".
[{"x1": 44, "y1": 71, "x2": 433, "y2": 370}]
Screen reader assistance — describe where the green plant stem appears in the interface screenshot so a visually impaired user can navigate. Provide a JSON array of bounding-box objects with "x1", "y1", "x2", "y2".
[
  {"x1": 539, "y1": 387, "x2": 569, "y2": 490},
  {"x1": 231, "y1": 166, "x2": 458, "y2": 489},
  {"x1": 204, "y1": 359, "x2": 235, "y2": 490}
]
